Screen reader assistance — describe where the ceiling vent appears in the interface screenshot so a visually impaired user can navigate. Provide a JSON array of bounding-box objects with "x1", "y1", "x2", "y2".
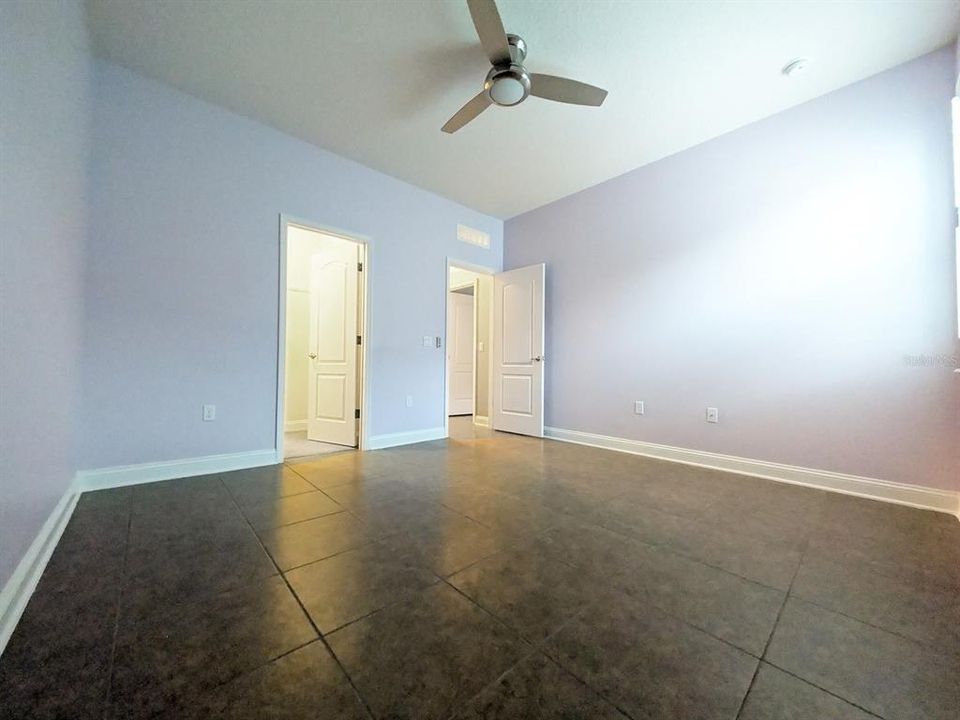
[{"x1": 457, "y1": 224, "x2": 490, "y2": 249}]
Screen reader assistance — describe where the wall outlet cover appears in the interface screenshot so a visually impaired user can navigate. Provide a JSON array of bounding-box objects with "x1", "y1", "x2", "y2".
[
  {"x1": 634, "y1": 401, "x2": 645, "y2": 415},
  {"x1": 202, "y1": 404, "x2": 216, "y2": 422},
  {"x1": 706, "y1": 407, "x2": 719, "y2": 423}
]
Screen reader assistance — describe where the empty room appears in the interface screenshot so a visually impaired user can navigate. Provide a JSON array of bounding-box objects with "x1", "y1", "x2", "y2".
[{"x1": 1, "y1": 1, "x2": 958, "y2": 719}]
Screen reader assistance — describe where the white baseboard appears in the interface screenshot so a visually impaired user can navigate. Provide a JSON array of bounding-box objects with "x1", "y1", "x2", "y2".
[
  {"x1": 368, "y1": 426, "x2": 446, "y2": 450},
  {"x1": 0, "y1": 487, "x2": 79, "y2": 656},
  {"x1": 474, "y1": 415, "x2": 490, "y2": 427},
  {"x1": 284, "y1": 420, "x2": 307, "y2": 433},
  {"x1": 545, "y1": 427, "x2": 960, "y2": 519},
  {"x1": 74, "y1": 449, "x2": 281, "y2": 492},
  {"x1": 1, "y1": 448, "x2": 281, "y2": 655}
]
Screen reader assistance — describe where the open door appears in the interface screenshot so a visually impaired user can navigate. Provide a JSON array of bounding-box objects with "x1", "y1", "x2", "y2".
[
  {"x1": 307, "y1": 240, "x2": 359, "y2": 446},
  {"x1": 447, "y1": 288, "x2": 475, "y2": 415},
  {"x1": 492, "y1": 264, "x2": 545, "y2": 436}
]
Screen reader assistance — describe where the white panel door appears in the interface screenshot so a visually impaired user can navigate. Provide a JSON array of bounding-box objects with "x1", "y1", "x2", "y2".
[
  {"x1": 307, "y1": 241, "x2": 359, "y2": 446},
  {"x1": 492, "y1": 264, "x2": 544, "y2": 436},
  {"x1": 447, "y1": 290, "x2": 475, "y2": 415}
]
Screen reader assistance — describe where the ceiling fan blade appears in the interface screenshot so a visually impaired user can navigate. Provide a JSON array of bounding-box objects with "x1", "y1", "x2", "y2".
[
  {"x1": 442, "y1": 91, "x2": 493, "y2": 133},
  {"x1": 467, "y1": 0, "x2": 511, "y2": 66},
  {"x1": 530, "y1": 74, "x2": 608, "y2": 106}
]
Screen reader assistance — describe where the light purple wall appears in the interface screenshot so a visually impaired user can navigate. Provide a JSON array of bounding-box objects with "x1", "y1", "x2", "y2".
[
  {"x1": 0, "y1": 0, "x2": 91, "y2": 586},
  {"x1": 506, "y1": 47, "x2": 959, "y2": 492},
  {"x1": 82, "y1": 61, "x2": 502, "y2": 469}
]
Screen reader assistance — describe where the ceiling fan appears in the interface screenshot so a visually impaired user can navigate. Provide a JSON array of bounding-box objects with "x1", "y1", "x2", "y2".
[{"x1": 442, "y1": 0, "x2": 608, "y2": 133}]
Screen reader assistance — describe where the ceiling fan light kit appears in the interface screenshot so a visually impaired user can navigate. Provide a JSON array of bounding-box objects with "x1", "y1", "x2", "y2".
[{"x1": 442, "y1": 0, "x2": 609, "y2": 133}]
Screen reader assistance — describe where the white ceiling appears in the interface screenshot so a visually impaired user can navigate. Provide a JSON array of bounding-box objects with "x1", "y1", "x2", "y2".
[{"x1": 87, "y1": 0, "x2": 959, "y2": 218}]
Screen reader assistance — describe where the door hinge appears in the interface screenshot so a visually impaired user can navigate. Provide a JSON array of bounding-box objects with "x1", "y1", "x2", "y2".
[
  {"x1": 357, "y1": 262, "x2": 363, "y2": 272},
  {"x1": 355, "y1": 408, "x2": 361, "y2": 419},
  {"x1": 356, "y1": 335, "x2": 362, "y2": 346}
]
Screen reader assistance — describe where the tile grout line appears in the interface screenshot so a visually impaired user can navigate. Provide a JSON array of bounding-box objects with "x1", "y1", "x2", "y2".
[
  {"x1": 100, "y1": 493, "x2": 134, "y2": 719},
  {"x1": 784, "y1": 594, "x2": 957, "y2": 659},
  {"x1": 583, "y1": 507, "x2": 803, "y2": 588},
  {"x1": 217, "y1": 472, "x2": 379, "y2": 720},
  {"x1": 317, "y1": 575, "x2": 445, "y2": 637},
  {"x1": 731, "y1": 510, "x2": 894, "y2": 720},
  {"x1": 248, "y1": 506, "x2": 350, "y2": 532},
  {"x1": 585, "y1": 502, "x2": 960, "y2": 657},
  {"x1": 434, "y1": 525, "x2": 786, "y2": 672},
  {"x1": 767, "y1": 507, "x2": 931, "y2": 719},
  {"x1": 760, "y1": 660, "x2": 888, "y2": 719},
  {"x1": 437, "y1": 643, "x2": 541, "y2": 720},
  {"x1": 433, "y1": 557, "x2": 646, "y2": 719},
  {"x1": 432, "y1": 576, "x2": 548, "y2": 720},
  {"x1": 521, "y1": 604, "x2": 642, "y2": 720},
  {"x1": 732, "y1": 533, "x2": 809, "y2": 720}
]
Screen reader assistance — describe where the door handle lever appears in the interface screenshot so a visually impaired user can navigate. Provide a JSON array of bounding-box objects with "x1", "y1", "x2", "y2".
[
  {"x1": 308, "y1": 353, "x2": 317, "y2": 359},
  {"x1": 533, "y1": 356, "x2": 543, "y2": 362}
]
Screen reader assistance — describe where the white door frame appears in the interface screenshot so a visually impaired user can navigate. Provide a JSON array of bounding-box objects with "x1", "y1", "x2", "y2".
[
  {"x1": 444, "y1": 259, "x2": 496, "y2": 438},
  {"x1": 277, "y1": 214, "x2": 371, "y2": 457}
]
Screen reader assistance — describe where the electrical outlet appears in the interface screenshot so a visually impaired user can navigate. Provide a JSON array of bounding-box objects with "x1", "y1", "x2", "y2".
[
  {"x1": 202, "y1": 404, "x2": 216, "y2": 422},
  {"x1": 706, "y1": 407, "x2": 719, "y2": 423},
  {"x1": 634, "y1": 400, "x2": 645, "y2": 415},
  {"x1": 405, "y1": 395, "x2": 414, "y2": 408}
]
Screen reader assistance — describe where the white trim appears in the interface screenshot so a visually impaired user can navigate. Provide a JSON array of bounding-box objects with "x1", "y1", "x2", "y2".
[
  {"x1": 0, "y1": 487, "x2": 79, "y2": 655},
  {"x1": 284, "y1": 420, "x2": 308, "y2": 433},
  {"x1": 474, "y1": 415, "x2": 490, "y2": 427},
  {"x1": 277, "y1": 215, "x2": 370, "y2": 455},
  {"x1": 368, "y1": 427, "x2": 446, "y2": 450},
  {"x1": 445, "y1": 259, "x2": 497, "y2": 440},
  {"x1": 545, "y1": 427, "x2": 960, "y2": 519},
  {"x1": 74, "y1": 449, "x2": 280, "y2": 492},
  {"x1": 2, "y1": 447, "x2": 280, "y2": 655}
]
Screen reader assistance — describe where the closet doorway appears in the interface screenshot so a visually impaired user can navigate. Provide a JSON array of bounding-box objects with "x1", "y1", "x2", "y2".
[{"x1": 278, "y1": 218, "x2": 369, "y2": 459}]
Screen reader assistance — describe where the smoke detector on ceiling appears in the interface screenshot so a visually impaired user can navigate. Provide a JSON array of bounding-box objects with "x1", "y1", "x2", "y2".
[{"x1": 782, "y1": 58, "x2": 811, "y2": 77}]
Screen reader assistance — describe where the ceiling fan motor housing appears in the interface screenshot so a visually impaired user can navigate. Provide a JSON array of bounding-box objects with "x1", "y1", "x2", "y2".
[{"x1": 506, "y1": 34, "x2": 527, "y2": 63}]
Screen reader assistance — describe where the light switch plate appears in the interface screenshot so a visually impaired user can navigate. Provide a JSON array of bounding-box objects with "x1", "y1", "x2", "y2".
[
  {"x1": 634, "y1": 401, "x2": 644, "y2": 415},
  {"x1": 706, "y1": 407, "x2": 719, "y2": 423},
  {"x1": 422, "y1": 336, "x2": 433, "y2": 348}
]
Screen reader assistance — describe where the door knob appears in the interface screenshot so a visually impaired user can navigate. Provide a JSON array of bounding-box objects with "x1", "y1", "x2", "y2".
[
  {"x1": 308, "y1": 353, "x2": 317, "y2": 359},
  {"x1": 533, "y1": 356, "x2": 543, "y2": 362}
]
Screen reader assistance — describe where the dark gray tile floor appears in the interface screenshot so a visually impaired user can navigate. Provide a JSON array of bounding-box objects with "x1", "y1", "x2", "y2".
[{"x1": 1, "y1": 429, "x2": 959, "y2": 719}]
